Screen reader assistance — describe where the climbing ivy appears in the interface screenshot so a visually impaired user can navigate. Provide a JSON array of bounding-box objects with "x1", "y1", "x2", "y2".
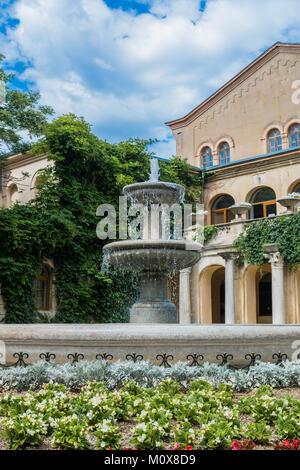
[
  {"x1": 233, "y1": 213, "x2": 300, "y2": 269},
  {"x1": 193, "y1": 225, "x2": 219, "y2": 244},
  {"x1": 0, "y1": 114, "x2": 204, "y2": 323}
]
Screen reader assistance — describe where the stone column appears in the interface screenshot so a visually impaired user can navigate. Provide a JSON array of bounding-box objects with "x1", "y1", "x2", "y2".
[
  {"x1": 220, "y1": 252, "x2": 238, "y2": 324},
  {"x1": 263, "y1": 244, "x2": 285, "y2": 324},
  {"x1": 179, "y1": 267, "x2": 192, "y2": 324}
]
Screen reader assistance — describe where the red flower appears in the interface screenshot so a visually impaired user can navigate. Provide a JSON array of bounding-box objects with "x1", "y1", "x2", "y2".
[{"x1": 186, "y1": 445, "x2": 193, "y2": 450}]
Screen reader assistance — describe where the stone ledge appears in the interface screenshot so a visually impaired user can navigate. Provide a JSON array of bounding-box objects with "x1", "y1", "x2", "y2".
[{"x1": 0, "y1": 324, "x2": 299, "y2": 365}]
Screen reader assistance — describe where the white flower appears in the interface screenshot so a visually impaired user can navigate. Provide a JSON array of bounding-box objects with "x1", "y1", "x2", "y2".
[{"x1": 136, "y1": 423, "x2": 147, "y2": 431}]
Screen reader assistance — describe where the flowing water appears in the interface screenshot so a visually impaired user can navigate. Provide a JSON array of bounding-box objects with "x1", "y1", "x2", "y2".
[{"x1": 149, "y1": 157, "x2": 160, "y2": 182}]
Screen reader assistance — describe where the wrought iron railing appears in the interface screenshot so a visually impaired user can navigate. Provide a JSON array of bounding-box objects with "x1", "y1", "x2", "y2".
[{"x1": 0, "y1": 350, "x2": 297, "y2": 369}]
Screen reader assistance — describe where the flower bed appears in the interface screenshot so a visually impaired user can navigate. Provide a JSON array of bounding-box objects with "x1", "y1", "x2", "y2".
[
  {"x1": 0, "y1": 360, "x2": 300, "y2": 392},
  {"x1": 0, "y1": 380, "x2": 299, "y2": 450}
]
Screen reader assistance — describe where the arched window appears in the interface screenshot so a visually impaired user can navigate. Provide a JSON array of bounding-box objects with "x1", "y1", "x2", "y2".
[
  {"x1": 293, "y1": 182, "x2": 300, "y2": 193},
  {"x1": 218, "y1": 142, "x2": 230, "y2": 165},
  {"x1": 250, "y1": 187, "x2": 276, "y2": 219},
  {"x1": 289, "y1": 124, "x2": 300, "y2": 148},
  {"x1": 34, "y1": 265, "x2": 51, "y2": 311},
  {"x1": 201, "y1": 147, "x2": 213, "y2": 169},
  {"x1": 8, "y1": 184, "x2": 19, "y2": 206},
  {"x1": 211, "y1": 195, "x2": 235, "y2": 224},
  {"x1": 268, "y1": 129, "x2": 282, "y2": 153}
]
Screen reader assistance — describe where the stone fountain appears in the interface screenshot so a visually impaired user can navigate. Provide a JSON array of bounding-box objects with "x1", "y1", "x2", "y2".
[
  {"x1": 103, "y1": 159, "x2": 203, "y2": 323},
  {"x1": 0, "y1": 160, "x2": 299, "y2": 366}
]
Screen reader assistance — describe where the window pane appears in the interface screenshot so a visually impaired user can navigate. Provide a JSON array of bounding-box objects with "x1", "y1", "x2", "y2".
[
  {"x1": 293, "y1": 183, "x2": 300, "y2": 193},
  {"x1": 266, "y1": 203, "x2": 276, "y2": 217},
  {"x1": 213, "y1": 195, "x2": 235, "y2": 210},
  {"x1": 212, "y1": 211, "x2": 225, "y2": 225},
  {"x1": 252, "y1": 188, "x2": 276, "y2": 203},
  {"x1": 34, "y1": 279, "x2": 48, "y2": 310},
  {"x1": 202, "y1": 147, "x2": 213, "y2": 168},
  {"x1": 253, "y1": 204, "x2": 264, "y2": 219},
  {"x1": 226, "y1": 210, "x2": 235, "y2": 223}
]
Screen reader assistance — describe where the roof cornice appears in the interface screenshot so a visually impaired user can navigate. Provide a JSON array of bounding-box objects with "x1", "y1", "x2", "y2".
[
  {"x1": 166, "y1": 43, "x2": 300, "y2": 130},
  {"x1": 2, "y1": 152, "x2": 48, "y2": 170}
]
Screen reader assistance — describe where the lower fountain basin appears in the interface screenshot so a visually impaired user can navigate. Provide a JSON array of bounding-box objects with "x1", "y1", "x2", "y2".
[
  {"x1": 103, "y1": 239, "x2": 203, "y2": 324},
  {"x1": 103, "y1": 239, "x2": 202, "y2": 272}
]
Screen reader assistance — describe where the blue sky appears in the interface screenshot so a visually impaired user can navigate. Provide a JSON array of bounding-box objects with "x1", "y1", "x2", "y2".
[{"x1": 0, "y1": 0, "x2": 300, "y2": 157}]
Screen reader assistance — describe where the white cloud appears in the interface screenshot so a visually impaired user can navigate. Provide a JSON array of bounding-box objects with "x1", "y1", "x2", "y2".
[{"x1": 1, "y1": 0, "x2": 300, "y2": 153}]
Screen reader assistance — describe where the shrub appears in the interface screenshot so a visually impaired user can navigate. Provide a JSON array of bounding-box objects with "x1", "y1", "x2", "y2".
[{"x1": 0, "y1": 359, "x2": 300, "y2": 392}]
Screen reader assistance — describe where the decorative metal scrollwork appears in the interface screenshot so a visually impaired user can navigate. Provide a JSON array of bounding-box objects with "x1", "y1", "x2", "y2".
[
  {"x1": 0, "y1": 352, "x2": 29, "y2": 368},
  {"x1": 186, "y1": 353, "x2": 204, "y2": 367},
  {"x1": 244, "y1": 352, "x2": 261, "y2": 366},
  {"x1": 126, "y1": 353, "x2": 144, "y2": 363},
  {"x1": 272, "y1": 352, "x2": 288, "y2": 365},
  {"x1": 156, "y1": 353, "x2": 174, "y2": 368},
  {"x1": 226, "y1": 352, "x2": 262, "y2": 371},
  {"x1": 0, "y1": 349, "x2": 295, "y2": 369},
  {"x1": 96, "y1": 352, "x2": 113, "y2": 361},
  {"x1": 13, "y1": 352, "x2": 29, "y2": 367},
  {"x1": 67, "y1": 353, "x2": 84, "y2": 365},
  {"x1": 216, "y1": 352, "x2": 233, "y2": 366},
  {"x1": 39, "y1": 352, "x2": 56, "y2": 363}
]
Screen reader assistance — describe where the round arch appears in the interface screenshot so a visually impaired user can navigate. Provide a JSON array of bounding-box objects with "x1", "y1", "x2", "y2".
[
  {"x1": 215, "y1": 135, "x2": 235, "y2": 151},
  {"x1": 287, "y1": 122, "x2": 300, "y2": 148},
  {"x1": 197, "y1": 140, "x2": 214, "y2": 156},
  {"x1": 210, "y1": 193, "x2": 235, "y2": 224},
  {"x1": 7, "y1": 183, "x2": 19, "y2": 206},
  {"x1": 283, "y1": 118, "x2": 300, "y2": 135},
  {"x1": 288, "y1": 179, "x2": 300, "y2": 194},
  {"x1": 199, "y1": 264, "x2": 225, "y2": 323},
  {"x1": 262, "y1": 122, "x2": 283, "y2": 140},
  {"x1": 244, "y1": 264, "x2": 272, "y2": 324},
  {"x1": 246, "y1": 186, "x2": 276, "y2": 219}
]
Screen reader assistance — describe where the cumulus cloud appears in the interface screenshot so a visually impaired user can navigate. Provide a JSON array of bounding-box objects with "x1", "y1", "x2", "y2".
[{"x1": 1, "y1": 0, "x2": 300, "y2": 157}]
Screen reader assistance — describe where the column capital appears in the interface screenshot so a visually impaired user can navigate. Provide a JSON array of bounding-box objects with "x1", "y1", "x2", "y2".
[
  {"x1": 180, "y1": 267, "x2": 192, "y2": 275},
  {"x1": 219, "y1": 251, "x2": 239, "y2": 261},
  {"x1": 263, "y1": 244, "x2": 284, "y2": 267}
]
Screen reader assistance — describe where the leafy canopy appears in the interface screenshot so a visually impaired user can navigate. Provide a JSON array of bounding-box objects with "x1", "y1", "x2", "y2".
[{"x1": 0, "y1": 54, "x2": 53, "y2": 159}]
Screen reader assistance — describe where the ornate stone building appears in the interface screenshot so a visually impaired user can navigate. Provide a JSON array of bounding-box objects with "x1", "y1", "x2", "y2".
[{"x1": 166, "y1": 43, "x2": 300, "y2": 325}]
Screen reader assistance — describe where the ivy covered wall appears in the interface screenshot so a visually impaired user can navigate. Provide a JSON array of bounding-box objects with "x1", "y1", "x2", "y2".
[{"x1": 0, "y1": 114, "x2": 204, "y2": 323}]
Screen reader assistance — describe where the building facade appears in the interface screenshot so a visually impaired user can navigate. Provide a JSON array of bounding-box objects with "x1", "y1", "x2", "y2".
[
  {"x1": 166, "y1": 43, "x2": 300, "y2": 325},
  {"x1": 1, "y1": 43, "x2": 300, "y2": 324}
]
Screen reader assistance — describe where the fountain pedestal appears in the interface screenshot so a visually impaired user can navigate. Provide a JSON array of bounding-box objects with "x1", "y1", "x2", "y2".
[
  {"x1": 103, "y1": 178, "x2": 203, "y2": 324},
  {"x1": 130, "y1": 272, "x2": 178, "y2": 323}
]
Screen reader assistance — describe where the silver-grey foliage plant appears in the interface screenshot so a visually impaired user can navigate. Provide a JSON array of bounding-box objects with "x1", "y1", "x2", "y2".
[{"x1": 0, "y1": 360, "x2": 299, "y2": 392}]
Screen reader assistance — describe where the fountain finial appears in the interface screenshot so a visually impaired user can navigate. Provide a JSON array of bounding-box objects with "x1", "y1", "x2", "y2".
[{"x1": 149, "y1": 157, "x2": 160, "y2": 182}]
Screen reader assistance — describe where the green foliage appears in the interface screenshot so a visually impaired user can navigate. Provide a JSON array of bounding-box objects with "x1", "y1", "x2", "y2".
[
  {"x1": 234, "y1": 213, "x2": 300, "y2": 269},
  {"x1": 94, "y1": 420, "x2": 122, "y2": 449},
  {"x1": 159, "y1": 157, "x2": 203, "y2": 204},
  {"x1": 0, "y1": 376, "x2": 298, "y2": 450},
  {"x1": 1, "y1": 359, "x2": 300, "y2": 393},
  {"x1": 193, "y1": 225, "x2": 218, "y2": 244},
  {"x1": 0, "y1": 55, "x2": 53, "y2": 159},
  {"x1": 243, "y1": 422, "x2": 272, "y2": 444}
]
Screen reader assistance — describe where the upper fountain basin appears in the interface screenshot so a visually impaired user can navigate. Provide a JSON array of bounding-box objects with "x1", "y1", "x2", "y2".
[
  {"x1": 103, "y1": 239, "x2": 203, "y2": 273},
  {"x1": 123, "y1": 181, "x2": 185, "y2": 206}
]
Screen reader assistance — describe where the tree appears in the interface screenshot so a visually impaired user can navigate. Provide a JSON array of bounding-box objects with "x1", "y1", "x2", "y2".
[{"x1": 0, "y1": 54, "x2": 53, "y2": 160}]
